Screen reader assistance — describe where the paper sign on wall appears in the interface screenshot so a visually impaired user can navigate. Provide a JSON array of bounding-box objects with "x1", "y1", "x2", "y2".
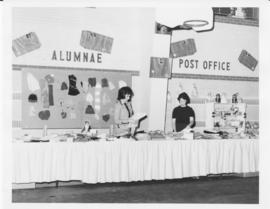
[
  {"x1": 80, "y1": 30, "x2": 113, "y2": 54},
  {"x1": 12, "y1": 32, "x2": 41, "y2": 57},
  {"x1": 238, "y1": 50, "x2": 258, "y2": 71},
  {"x1": 170, "y1": 39, "x2": 196, "y2": 58}
]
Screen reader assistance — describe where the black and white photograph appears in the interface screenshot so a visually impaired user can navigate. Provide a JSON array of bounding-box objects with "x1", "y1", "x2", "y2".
[{"x1": 1, "y1": 0, "x2": 270, "y2": 209}]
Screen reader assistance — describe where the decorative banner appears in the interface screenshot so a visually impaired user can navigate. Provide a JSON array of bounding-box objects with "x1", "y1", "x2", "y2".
[
  {"x1": 150, "y1": 57, "x2": 171, "y2": 78},
  {"x1": 170, "y1": 39, "x2": 196, "y2": 58},
  {"x1": 238, "y1": 50, "x2": 258, "y2": 71},
  {"x1": 22, "y1": 67, "x2": 132, "y2": 129},
  {"x1": 12, "y1": 32, "x2": 41, "y2": 57},
  {"x1": 80, "y1": 30, "x2": 114, "y2": 54}
]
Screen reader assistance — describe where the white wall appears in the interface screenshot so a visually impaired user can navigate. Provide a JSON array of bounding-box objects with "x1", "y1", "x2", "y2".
[
  {"x1": 12, "y1": 7, "x2": 155, "y2": 136},
  {"x1": 171, "y1": 22, "x2": 259, "y2": 77}
]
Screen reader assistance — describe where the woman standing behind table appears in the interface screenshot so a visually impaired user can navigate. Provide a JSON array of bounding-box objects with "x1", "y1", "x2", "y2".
[
  {"x1": 172, "y1": 92, "x2": 195, "y2": 132},
  {"x1": 114, "y1": 86, "x2": 138, "y2": 137}
]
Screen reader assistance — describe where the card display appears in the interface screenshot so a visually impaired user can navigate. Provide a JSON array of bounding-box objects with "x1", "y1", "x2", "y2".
[
  {"x1": 12, "y1": 32, "x2": 41, "y2": 57},
  {"x1": 170, "y1": 38, "x2": 197, "y2": 58}
]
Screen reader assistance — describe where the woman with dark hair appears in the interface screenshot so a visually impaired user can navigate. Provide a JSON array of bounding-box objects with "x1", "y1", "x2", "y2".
[
  {"x1": 114, "y1": 86, "x2": 137, "y2": 137},
  {"x1": 172, "y1": 92, "x2": 195, "y2": 132}
]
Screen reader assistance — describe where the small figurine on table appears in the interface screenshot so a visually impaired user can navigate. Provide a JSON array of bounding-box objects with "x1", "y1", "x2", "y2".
[{"x1": 81, "y1": 121, "x2": 91, "y2": 134}]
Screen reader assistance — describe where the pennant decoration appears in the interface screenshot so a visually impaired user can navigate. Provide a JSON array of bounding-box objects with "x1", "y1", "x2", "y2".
[
  {"x1": 170, "y1": 38, "x2": 196, "y2": 58},
  {"x1": 12, "y1": 32, "x2": 41, "y2": 57},
  {"x1": 80, "y1": 30, "x2": 113, "y2": 54},
  {"x1": 238, "y1": 50, "x2": 258, "y2": 71},
  {"x1": 150, "y1": 57, "x2": 171, "y2": 78}
]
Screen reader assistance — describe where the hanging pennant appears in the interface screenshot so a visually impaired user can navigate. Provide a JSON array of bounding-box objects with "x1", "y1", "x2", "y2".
[
  {"x1": 12, "y1": 32, "x2": 41, "y2": 57},
  {"x1": 150, "y1": 57, "x2": 171, "y2": 78},
  {"x1": 170, "y1": 39, "x2": 197, "y2": 58},
  {"x1": 238, "y1": 50, "x2": 258, "y2": 71},
  {"x1": 80, "y1": 30, "x2": 113, "y2": 54}
]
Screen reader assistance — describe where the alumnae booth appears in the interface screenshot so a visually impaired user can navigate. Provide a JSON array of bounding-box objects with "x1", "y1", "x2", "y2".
[{"x1": 11, "y1": 6, "x2": 259, "y2": 201}]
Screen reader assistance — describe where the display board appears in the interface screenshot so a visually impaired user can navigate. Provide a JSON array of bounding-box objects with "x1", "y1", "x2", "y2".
[{"x1": 22, "y1": 67, "x2": 132, "y2": 129}]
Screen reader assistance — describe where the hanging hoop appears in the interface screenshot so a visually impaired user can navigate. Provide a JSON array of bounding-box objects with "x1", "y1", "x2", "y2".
[{"x1": 183, "y1": 19, "x2": 209, "y2": 28}]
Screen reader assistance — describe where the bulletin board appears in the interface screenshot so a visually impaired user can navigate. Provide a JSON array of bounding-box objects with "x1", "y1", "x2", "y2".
[{"x1": 21, "y1": 67, "x2": 132, "y2": 129}]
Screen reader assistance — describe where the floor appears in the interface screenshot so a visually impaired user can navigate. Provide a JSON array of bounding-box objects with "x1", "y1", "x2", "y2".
[{"x1": 12, "y1": 176, "x2": 259, "y2": 203}]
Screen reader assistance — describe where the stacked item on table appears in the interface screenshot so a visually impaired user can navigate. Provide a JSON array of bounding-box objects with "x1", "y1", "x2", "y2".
[
  {"x1": 148, "y1": 130, "x2": 166, "y2": 140},
  {"x1": 73, "y1": 133, "x2": 100, "y2": 142},
  {"x1": 245, "y1": 121, "x2": 259, "y2": 139}
]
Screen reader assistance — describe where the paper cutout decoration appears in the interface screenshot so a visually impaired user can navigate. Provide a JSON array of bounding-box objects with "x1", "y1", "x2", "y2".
[
  {"x1": 96, "y1": 82, "x2": 102, "y2": 89},
  {"x1": 45, "y1": 74, "x2": 55, "y2": 84},
  {"x1": 150, "y1": 57, "x2": 171, "y2": 78},
  {"x1": 88, "y1": 77, "x2": 96, "y2": 87},
  {"x1": 12, "y1": 32, "x2": 41, "y2": 57},
  {"x1": 80, "y1": 30, "x2": 114, "y2": 54},
  {"x1": 39, "y1": 79, "x2": 49, "y2": 108},
  {"x1": 27, "y1": 73, "x2": 40, "y2": 91},
  {"x1": 118, "y1": 80, "x2": 127, "y2": 88},
  {"x1": 38, "y1": 110, "x2": 50, "y2": 120},
  {"x1": 48, "y1": 85, "x2": 54, "y2": 106},
  {"x1": 68, "y1": 74, "x2": 80, "y2": 96},
  {"x1": 95, "y1": 114, "x2": 100, "y2": 120},
  {"x1": 80, "y1": 81, "x2": 89, "y2": 93},
  {"x1": 86, "y1": 93, "x2": 94, "y2": 104},
  {"x1": 238, "y1": 50, "x2": 258, "y2": 71},
  {"x1": 170, "y1": 39, "x2": 197, "y2": 58},
  {"x1": 101, "y1": 78, "x2": 109, "y2": 88},
  {"x1": 191, "y1": 83, "x2": 199, "y2": 98},
  {"x1": 61, "y1": 82, "x2": 68, "y2": 90},
  {"x1": 102, "y1": 93, "x2": 111, "y2": 105},
  {"x1": 29, "y1": 106, "x2": 36, "y2": 117},
  {"x1": 85, "y1": 105, "x2": 95, "y2": 114},
  {"x1": 102, "y1": 114, "x2": 110, "y2": 122},
  {"x1": 28, "y1": 94, "x2": 37, "y2": 103},
  {"x1": 61, "y1": 111, "x2": 67, "y2": 119},
  {"x1": 109, "y1": 81, "x2": 115, "y2": 90}
]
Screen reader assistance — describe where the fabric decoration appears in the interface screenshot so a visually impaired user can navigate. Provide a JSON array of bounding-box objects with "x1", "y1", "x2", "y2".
[
  {"x1": 108, "y1": 81, "x2": 115, "y2": 90},
  {"x1": 102, "y1": 114, "x2": 110, "y2": 122},
  {"x1": 80, "y1": 30, "x2": 114, "y2": 54},
  {"x1": 45, "y1": 74, "x2": 55, "y2": 84},
  {"x1": 88, "y1": 77, "x2": 96, "y2": 87},
  {"x1": 61, "y1": 111, "x2": 67, "y2": 119},
  {"x1": 28, "y1": 94, "x2": 37, "y2": 103},
  {"x1": 29, "y1": 106, "x2": 36, "y2": 117},
  {"x1": 170, "y1": 38, "x2": 197, "y2": 58},
  {"x1": 38, "y1": 110, "x2": 50, "y2": 120},
  {"x1": 12, "y1": 32, "x2": 41, "y2": 57},
  {"x1": 86, "y1": 93, "x2": 94, "y2": 104},
  {"x1": 80, "y1": 81, "x2": 89, "y2": 93},
  {"x1": 102, "y1": 93, "x2": 111, "y2": 105},
  {"x1": 48, "y1": 85, "x2": 54, "y2": 106},
  {"x1": 61, "y1": 82, "x2": 68, "y2": 90},
  {"x1": 101, "y1": 78, "x2": 109, "y2": 88},
  {"x1": 150, "y1": 57, "x2": 171, "y2": 78},
  {"x1": 85, "y1": 105, "x2": 95, "y2": 114},
  {"x1": 118, "y1": 80, "x2": 127, "y2": 88},
  {"x1": 39, "y1": 79, "x2": 49, "y2": 108},
  {"x1": 27, "y1": 73, "x2": 40, "y2": 91},
  {"x1": 68, "y1": 74, "x2": 80, "y2": 96}
]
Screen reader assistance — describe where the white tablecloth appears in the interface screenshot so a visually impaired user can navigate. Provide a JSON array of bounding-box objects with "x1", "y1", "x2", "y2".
[{"x1": 13, "y1": 139, "x2": 259, "y2": 184}]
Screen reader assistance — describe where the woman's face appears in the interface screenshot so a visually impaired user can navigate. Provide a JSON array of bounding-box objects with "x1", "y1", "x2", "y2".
[
  {"x1": 179, "y1": 98, "x2": 187, "y2": 107},
  {"x1": 124, "y1": 94, "x2": 131, "y2": 102}
]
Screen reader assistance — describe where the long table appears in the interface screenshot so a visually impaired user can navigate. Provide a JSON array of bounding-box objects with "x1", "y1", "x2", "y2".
[{"x1": 13, "y1": 139, "x2": 259, "y2": 184}]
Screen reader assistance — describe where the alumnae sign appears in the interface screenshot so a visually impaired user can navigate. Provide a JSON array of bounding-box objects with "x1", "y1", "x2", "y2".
[
  {"x1": 51, "y1": 50, "x2": 103, "y2": 63},
  {"x1": 179, "y1": 58, "x2": 231, "y2": 71}
]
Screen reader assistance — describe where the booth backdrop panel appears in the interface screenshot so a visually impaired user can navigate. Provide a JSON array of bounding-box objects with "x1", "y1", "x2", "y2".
[
  {"x1": 13, "y1": 139, "x2": 259, "y2": 184},
  {"x1": 165, "y1": 78, "x2": 259, "y2": 131},
  {"x1": 22, "y1": 67, "x2": 131, "y2": 129}
]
